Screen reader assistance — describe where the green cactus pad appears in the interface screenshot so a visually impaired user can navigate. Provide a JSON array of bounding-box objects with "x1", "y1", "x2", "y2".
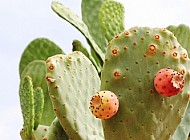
[
  {"x1": 19, "y1": 76, "x2": 34, "y2": 139},
  {"x1": 33, "y1": 87, "x2": 44, "y2": 130},
  {"x1": 167, "y1": 24, "x2": 190, "y2": 56},
  {"x1": 44, "y1": 117, "x2": 69, "y2": 140},
  {"x1": 46, "y1": 51, "x2": 104, "y2": 139},
  {"x1": 101, "y1": 26, "x2": 190, "y2": 139},
  {"x1": 51, "y1": 1, "x2": 104, "y2": 63},
  {"x1": 21, "y1": 60, "x2": 55, "y2": 126},
  {"x1": 81, "y1": 0, "x2": 107, "y2": 52},
  {"x1": 99, "y1": 0, "x2": 125, "y2": 41},
  {"x1": 19, "y1": 38, "x2": 64, "y2": 77}
]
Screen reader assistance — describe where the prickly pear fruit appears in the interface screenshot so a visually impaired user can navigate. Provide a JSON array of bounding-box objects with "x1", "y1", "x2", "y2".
[
  {"x1": 90, "y1": 91, "x2": 119, "y2": 119},
  {"x1": 154, "y1": 68, "x2": 184, "y2": 97}
]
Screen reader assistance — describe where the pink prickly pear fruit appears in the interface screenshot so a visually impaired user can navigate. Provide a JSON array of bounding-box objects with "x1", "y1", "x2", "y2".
[
  {"x1": 154, "y1": 68, "x2": 185, "y2": 97},
  {"x1": 89, "y1": 91, "x2": 119, "y2": 119}
]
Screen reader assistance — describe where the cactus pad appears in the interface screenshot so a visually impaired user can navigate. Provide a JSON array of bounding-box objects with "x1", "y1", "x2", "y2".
[
  {"x1": 46, "y1": 51, "x2": 104, "y2": 139},
  {"x1": 99, "y1": 0, "x2": 125, "y2": 41},
  {"x1": 19, "y1": 38, "x2": 64, "y2": 77},
  {"x1": 101, "y1": 26, "x2": 190, "y2": 139},
  {"x1": 81, "y1": 0, "x2": 107, "y2": 52},
  {"x1": 19, "y1": 76, "x2": 34, "y2": 139}
]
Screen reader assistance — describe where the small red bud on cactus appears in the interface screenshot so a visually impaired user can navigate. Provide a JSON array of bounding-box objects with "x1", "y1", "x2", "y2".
[
  {"x1": 90, "y1": 91, "x2": 119, "y2": 119},
  {"x1": 154, "y1": 68, "x2": 185, "y2": 97}
]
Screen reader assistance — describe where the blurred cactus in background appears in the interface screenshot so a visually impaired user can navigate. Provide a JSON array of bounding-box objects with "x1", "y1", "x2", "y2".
[{"x1": 18, "y1": 0, "x2": 190, "y2": 139}]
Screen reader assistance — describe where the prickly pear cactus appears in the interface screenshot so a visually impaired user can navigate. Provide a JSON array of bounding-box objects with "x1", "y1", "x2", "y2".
[
  {"x1": 46, "y1": 51, "x2": 104, "y2": 139},
  {"x1": 18, "y1": 0, "x2": 190, "y2": 139},
  {"x1": 100, "y1": 26, "x2": 190, "y2": 139}
]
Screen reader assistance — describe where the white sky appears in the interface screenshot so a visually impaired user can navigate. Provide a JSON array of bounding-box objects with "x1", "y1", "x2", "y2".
[{"x1": 0, "y1": 0, "x2": 190, "y2": 139}]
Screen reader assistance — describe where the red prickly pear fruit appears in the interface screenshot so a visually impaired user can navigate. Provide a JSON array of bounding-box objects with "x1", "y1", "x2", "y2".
[
  {"x1": 89, "y1": 91, "x2": 119, "y2": 119},
  {"x1": 154, "y1": 68, "x2": 185, "y2": 97}
]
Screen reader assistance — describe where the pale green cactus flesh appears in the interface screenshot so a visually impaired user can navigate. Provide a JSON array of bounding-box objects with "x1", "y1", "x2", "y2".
[
  {"x1": 46, "y1": 51, "x2": 104, "y2": 139},
  {"x1": 100, "y1": 26, "x2": 190, "y2": 140},
  {"x1": 19, "y1": 76, "x2": 34, "y2": 139},
  {"x1": 51, "y1": 1, "x2": 104, "y2": 64},
  {"x1": 19, "y1": 38, "x2": 64, "y2": 77},
  {"x1": 99, "y1": 0, "x2": 125, "y2": 42},
  {"x1": 21, "y1": 60, "x2": 55, "y2": 125},
  {"x1": 81, "y1": 0, "x2": 107, "y2": 53}
]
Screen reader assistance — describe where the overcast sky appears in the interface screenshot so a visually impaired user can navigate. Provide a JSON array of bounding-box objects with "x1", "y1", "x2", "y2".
[{"x1": 0, "y1": 0, "x2": 190, "y2": 139}]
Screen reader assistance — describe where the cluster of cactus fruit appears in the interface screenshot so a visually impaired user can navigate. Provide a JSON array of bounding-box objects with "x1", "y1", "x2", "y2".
[{"x1": 18, "y1": 0, "x2": 190, "y2": 140}]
